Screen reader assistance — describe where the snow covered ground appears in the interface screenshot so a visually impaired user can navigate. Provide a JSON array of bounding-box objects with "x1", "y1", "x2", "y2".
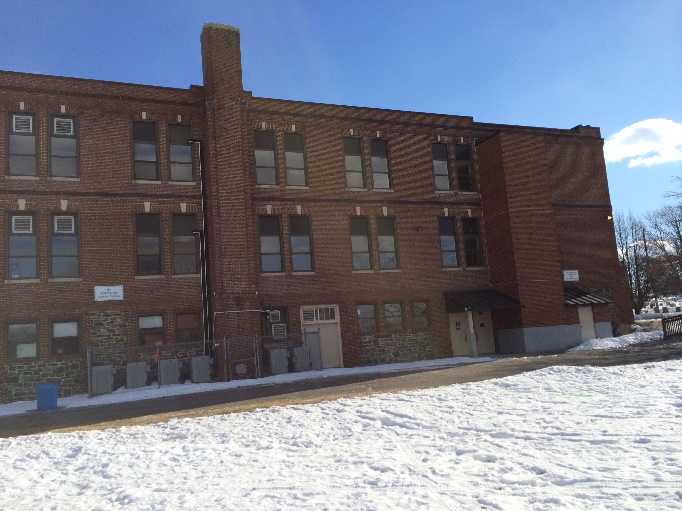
[{"x1": 1, "y1": 359, "x2": 680, "y2": 510}]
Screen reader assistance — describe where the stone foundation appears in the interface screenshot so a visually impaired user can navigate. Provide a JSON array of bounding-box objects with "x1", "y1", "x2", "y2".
[
  {"x1": 360, "y1": 332, "x2": 436, "y2": 365},
  {"x1": 3, "y1": 359, "x2": 83, "y2": 403}
]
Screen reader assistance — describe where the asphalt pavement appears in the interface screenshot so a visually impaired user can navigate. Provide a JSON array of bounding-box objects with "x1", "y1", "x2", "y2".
[{"x1": 1, "y1": 337, "x2": 681, "y2": 438}]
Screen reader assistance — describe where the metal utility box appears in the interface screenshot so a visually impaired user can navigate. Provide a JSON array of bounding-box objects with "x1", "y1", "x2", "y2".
[
  {"x1": 289, "y1": 347, "x2": 311, "y2": 372},
  {"x1": 268, "y1": 348, "x2": 289, "y2": 375},
  {"x1": 190, "y1": 356, "x2": 212, "y2": 383},
  {"x1": 126, "y1": 362, "x2": 148, "y2": 389},
  {"x1": 158, "y1": 359, "x2": 180, "y2": 386},
  {"x1": 92, "y1": 365, "x2": 114, "y2": 396}
]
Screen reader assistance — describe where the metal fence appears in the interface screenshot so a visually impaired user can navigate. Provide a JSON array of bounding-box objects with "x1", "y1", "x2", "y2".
[
  {"x1": 87, "y1": 330, "x2": 321, "y2": 397},
  {"x1": 662, "y1": 314, "x2": 682, "y2": 340}
]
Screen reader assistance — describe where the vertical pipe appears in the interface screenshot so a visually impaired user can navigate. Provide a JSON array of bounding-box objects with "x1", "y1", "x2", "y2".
[{"x1": 87, "y1": 346, "x2": 92, "y2": 398}]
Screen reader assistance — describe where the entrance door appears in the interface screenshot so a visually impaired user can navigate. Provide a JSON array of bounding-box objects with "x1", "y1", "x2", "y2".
[
  {"x1": 578, "y1": 306, "x2": 596, "y2": 341},
  {"x1": 473, "y1": 310, "x2": 495, "y2": 354},
  {"x1": 449, "y1": 310, "x2": 495, "y2": 356},
  {"x1": 449, "y1": 312, "x2": 469, "y2": 356},
  {"x1": 301, "y1": 305, "x2": 342, "y2": 369}
]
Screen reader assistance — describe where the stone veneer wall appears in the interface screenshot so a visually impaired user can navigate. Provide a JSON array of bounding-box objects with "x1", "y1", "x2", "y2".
[
  {"x1": 90, "y1": 310, "x2": 127, "y2": 348},
  {"x1": 4, "y1": 359, "x2": 83, "y2": 402},
  {"x1": 360, "y1": 333, "x2": 436, "y2": 365}
]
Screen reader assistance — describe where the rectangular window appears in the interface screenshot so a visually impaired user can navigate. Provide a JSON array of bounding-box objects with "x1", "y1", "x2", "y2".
[
  {"x1": 9, "y1": 113, "x2": 37, "y2": 176},
  {"x1": 259, "y1": 216, "x2": 282, "y2": 272},
  {"x1": 370, "y1": 139, "x2": 391, "y2": 189},
  {"x1": 176, "y1": 313, "x2": 201, "y2": 342},
  {"x1": 376, "y1": 217, "x2": 397, "y2": 269},
  {"x1": 169, "y1": 124, "x2": 193, "y2": 181},
  {"x1": 411, "y1": 301, "x2": 430, "y2": 331},
  {"x1": 139, "y1": 315, "x2": 164, "y2": 346},
  {"x1": 384, "y1": 303, "x2": 404, "y2": 332},
  {"x1": 284, "y1": 132, "x2": 306, "y2": 186},
  {"x1": 462, "y1": 218, "x2": 483, "y2": 267},
  {"x1": 349, "y1": 217, "x2": 371, "y2": 270},
  {"x1": 254, "y1": 131, "x2": 276, "y2": 185},
  {"x1": 172, "y1": 215, "x2": 198, "y2": 274},
  {"x1": 133, "y1": 121, "x2": 158, "y2": 180},
  {"x1": 357, "y1": 304, "x2": 376, "y2": 333},
  {"x1": 343, "y1": 137, "x2": 364, "y2": 188},
  {"x1": 7, "y1": 323, "x2": 38, "y2": 359},
  {"x1": 438, "y1": 217, "x2": 459, "y2": 268},
  {"x1": 51, "y1": 214, "x2": 79, "y2": 277},
  {"x1": 135, "y1": 214, "x2": 161, "y2": 275},
  {"x1": 455, "y1": 143, "x2": 476, "y2": 192},
  {"x1": 290, "y1": 215, "x2": 313, "y2": 272},
  {"x1": 51, "y1": 321, "x2": 79, "y2": 355},
  {"x1": 8, "y1": 213, "x2": 37, "y2": 279},
  {"x1": 50, "y1": 116, "x2": 77, "y2": 177},
  {"x1": 432, "y1": 143, "x2": 450, "y2": 191}
]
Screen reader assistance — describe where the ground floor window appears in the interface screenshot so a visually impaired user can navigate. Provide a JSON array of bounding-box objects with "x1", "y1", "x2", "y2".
[
  {"x1": 139, "y1": 315, "x2": 164, "y2": 346},
  {"x1": 7, "y1": 322, "x2": 37, "y2": 359},
  {"x1": 51, "y1": 321, "x2": 79, "y2": 355}
]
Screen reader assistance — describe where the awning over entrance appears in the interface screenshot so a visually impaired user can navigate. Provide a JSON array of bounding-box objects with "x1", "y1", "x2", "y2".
[
  {"x1": 444, "y1": 289, "x2": 522, "y2": 313},
  {"x1": 564, "y1": 287, "x2": 611, "y2": 306}
]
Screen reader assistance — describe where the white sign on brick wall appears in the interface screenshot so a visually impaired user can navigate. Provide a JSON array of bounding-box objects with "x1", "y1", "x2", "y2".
[
  {"x1": 94, "y1": 286, "x2": 124, "y2": 301},
  {"x1": 563, "y1": 270, "x2": 579, "y2": 282}
]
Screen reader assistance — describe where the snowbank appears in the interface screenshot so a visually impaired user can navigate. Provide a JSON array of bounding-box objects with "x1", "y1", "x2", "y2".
[{"x1": 568, "y1": 330, "x2": 663, "y2": 351}]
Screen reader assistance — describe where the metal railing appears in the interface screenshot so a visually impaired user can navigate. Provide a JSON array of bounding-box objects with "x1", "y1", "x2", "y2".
[{"x1": 662, "y1": 314, "x2": 682, "y2": 340}]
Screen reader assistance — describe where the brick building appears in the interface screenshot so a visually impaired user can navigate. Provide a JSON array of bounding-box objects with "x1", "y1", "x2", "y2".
[{"x1": 0, "y1": 23, "x2": 632, "y2": 402}]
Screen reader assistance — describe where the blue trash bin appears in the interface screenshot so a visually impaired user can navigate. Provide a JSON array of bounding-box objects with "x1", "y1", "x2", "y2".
[{"x1": 37, "y1": 383, "x2": 58, "y2": 412}]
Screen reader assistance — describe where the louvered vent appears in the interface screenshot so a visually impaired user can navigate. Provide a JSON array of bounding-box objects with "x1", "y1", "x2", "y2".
[
  {"x1": 272, "y1": 323, "x2": 287, "y2": 338},
  {"x1": 54, "y1": 117, "x2": 74, "y2": 136},
  {"x1": 12, "y1": 114, "x2": 33, "y2": 133},
  {"x1": 12, "y1": 216, "x2": 33, "y2": 234},
  {"x1": 301, "y1": 308, "x2": 316, "y2": 323},
  {"x1": 54, "y1": 215, "x2": 75, "y2": 234},
  {"x1": 269, "y1": 310, "x2": 281, "y2": 323}
]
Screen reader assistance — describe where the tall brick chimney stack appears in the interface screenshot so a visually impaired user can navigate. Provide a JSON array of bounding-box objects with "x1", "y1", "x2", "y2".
[{"x1": 200, "y1": 23, "x2": 243, "y2": 98}]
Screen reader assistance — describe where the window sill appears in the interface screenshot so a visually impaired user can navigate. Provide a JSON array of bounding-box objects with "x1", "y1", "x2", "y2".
[
  {"x1": 435, "y1": 190, "x2": 455, "y2": 194},
  {"x1": 169, "y1": 181, "x2": 198, "y2": 186},
  {"x1": 171, "y1": 273, "x2": 200, "y2": 279},
  {"x1": 5, "y1": 278, "x2": 40, "y2": 283},
  {"x1": 442, "y1": 267, "x2": 462, "y2": 271},
  {"x1": 6, "y1": 175, "x2": 39, "y2": 180},
  {"x1": 134, "y1": 275, "x2": 165, "y2": 279},
  {"x1": 465, "y1": 266, "x2": 486, "y2": 270},
  {"x1": 378, "y1": 269, "x2": 400, "y2": 272},
  {"x1": 261, "y1": 272, "x2": 285, "y2": 276},
  {"x1": 458, "y1": 191, "x2": 479, "y2": 195},
  {"x1": 48, "y1": 176, "x2": 80, "y2": 182},
  {"x1": 286, "y1": 185, "x2": 309, "y2": 190},
  {"x1": 291, "y1": 271, "x2": 315, "y2": 275},
  {"x1": 48, "y1": 277, "x2": 82, "y2": 282},
  {"x1": 133, "y1": 179, "x2": 162, "y2": 184},
  {"x1": 255, "y1": 184, "x2": 279, "y2": 189},
  {"x1": 352, "y1": 269, "x2": 374, "y2": 273},
  {"x1": 372, "y1": 188, "x2": 394, "y2": 193},
  {"x1": 346, "y1": 187, "x2": 368, "y2": 192}
]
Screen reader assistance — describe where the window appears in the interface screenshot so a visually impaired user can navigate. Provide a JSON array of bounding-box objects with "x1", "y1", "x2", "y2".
[
  {"x1": 139, "y1": 315, "x2": 164, "y2": 345},
  {"x1": 455, "y1": 144, "x2": 476, "y2": 192},
  {"x1": 357, "y1": 304, "x2": 376, "y2": 333},
  {"x1": 259, "y1": 216, "x2": 282, "y2": 272},
  {"x1": 284, "y1": 132, "x2": 306, "y2": 186},
  {"x1": 135, "y1": 214, "x2": 161, "y2": 275},
  {"x1": 7, "y1": 323, "x2": 37, "y2": 359},
  {"x1": 254, "y1": 131, "x2": 276, "y2": 185},
  {"x1": 438, "y1": 217, "x2": 459, "y2": 268},
  {"x1": 432, "y1": 143, "x2": 450, "y2": 191},
  {"x1": 290, "y1": 215, "x2": 313, "y2": 272},
  {"x1": 370, "y1": 139, "x2": 391, "y2": 189},
  {"x1": 376, "y1": 217, "x2": 397, "y2": 269},
  {"x1": 51, "y1": 321, "x2": 79, "y2": 355},
  {"x1": 349, "y1": 217, "x2": 371, "y2": 270},
  {"x1": 462, "y1": 218, "x2": 483, "y2": 267},
  {"x1": 169, "y1": 124, "x2": 193, "y2": 181},
  {"x1": 8, "y1": 213, "x2": 37, "y2": 279},
  {"x1": 133, "y1": 121, "x2": 158, "y2": 180},
  {"x1": 411, "y1": 302, "x2": 430, "y2": 331},
  {"x1": 50, "y1": 116, "x2": 77, "y2": 177},
  {"x1": 384, "y1": 303, "x2": 404, "y2": 332},
  {"x1": 172, "y1": 215, "x2": 198, "y2": 274},
  {"x1": 343, "y1": 137, "x2": 364, "y2": 188},
  {"x1": 51, "y1": 214, "x2": 79, "y2": 277},
  {"x1": 176, "y1": 313, "x2": 201, "y2": 342},
  {"x1": 9, "y1": 113, "x2": 36, "y2": 176}
]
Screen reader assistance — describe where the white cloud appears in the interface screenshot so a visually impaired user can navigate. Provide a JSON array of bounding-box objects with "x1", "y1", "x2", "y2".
[{"x1": 604, "y1": 118, "x2": 682, "y2": 168}]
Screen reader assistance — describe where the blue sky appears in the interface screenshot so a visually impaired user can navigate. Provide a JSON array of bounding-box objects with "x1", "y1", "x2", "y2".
[{"x1": 1, "y1": 0, "x2": 680, "y2": 217}]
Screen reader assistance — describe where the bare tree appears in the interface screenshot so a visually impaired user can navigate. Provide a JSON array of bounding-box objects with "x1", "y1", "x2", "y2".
[
  {"x1": 646, "y1": 204, "x2": 682, "y2": 294},
  {"x1": 615, "y1": 211, "x2": 652, "y2": 313}
]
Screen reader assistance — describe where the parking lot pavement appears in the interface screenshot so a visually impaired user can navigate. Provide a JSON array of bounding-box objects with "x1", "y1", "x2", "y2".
[{"x1": 1, "y1": 337, "x2": 681, "y2": 438}]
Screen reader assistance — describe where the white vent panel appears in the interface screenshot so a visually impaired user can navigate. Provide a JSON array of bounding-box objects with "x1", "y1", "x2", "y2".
[
  {"x1": 272, "y1": 323, "x2": 287, "y2": 338},
  {"x1": 301, "y1": 308, "x2": 316, "y2": 323},
  {"x1": 13, "y1": 114, "x2": 33, "y2": 133},
  {"x1": 54, "y1": 117, "x2": 74, "y2": 136},
  {"x1": 12, "y1": 216, "x2": 33, "y2": 234},
  {"x1": 269, "y1": 310, "x2": 281, "y2": 323},
  {"x1": 54, "y1": 215, "x2": 75, "y2": 234}
]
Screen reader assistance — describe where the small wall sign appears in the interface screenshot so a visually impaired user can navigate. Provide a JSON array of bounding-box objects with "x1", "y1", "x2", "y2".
[
  {"x1": 563, "y1": 270, "x2": 579, "y2": 282},
  {"x1": 94, "y1": 286, "x2": 124, "y2": 301}
]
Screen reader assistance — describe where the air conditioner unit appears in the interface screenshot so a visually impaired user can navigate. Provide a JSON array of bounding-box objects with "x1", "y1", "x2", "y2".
[
  {"x1": 269, "y1": 310, "x2": 281, "y2": 323},
  {"x1": 126, "y1": 362, "x2": 148, "y2": 389},
  {"x1": 268, "y1": 349, "x2": 289, "y2": 375},
  {"x1": 289, "y1": 347, "x2": 311, "y2": 372},
  {"x1": 91, "y1": 365, "x2": 114, "y2": 396},
  {"x1": 158, "y1": 359, "x2": 180, "y2": 386},
  {"x1": 190, "y1": 356, "x2": 212, "y2": 383},
  {"x1": 272, "y1": 323, "x2": 287, "y2": 339}
]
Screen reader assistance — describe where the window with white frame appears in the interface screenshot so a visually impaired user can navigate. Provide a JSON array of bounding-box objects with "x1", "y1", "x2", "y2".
[
  {"x1": 8, "y1": 213, "x2": 37, "y2": 279},
  {"x1": 9, "y1": 113, "x2": 37, "y2": 176}
]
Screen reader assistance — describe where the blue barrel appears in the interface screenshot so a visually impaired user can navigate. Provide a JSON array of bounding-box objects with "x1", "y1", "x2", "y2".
[{"x1": 37, "y1": 383, "x2": 58, "y2": 412}]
